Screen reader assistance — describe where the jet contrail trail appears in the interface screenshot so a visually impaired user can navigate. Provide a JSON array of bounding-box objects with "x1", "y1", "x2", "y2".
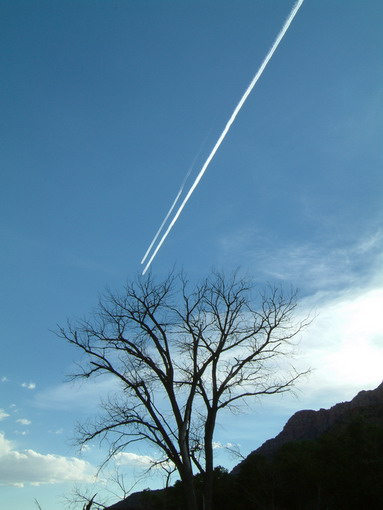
[
  {"x1": 142, "y1": 0, "x2": 304, "y2": 275},
  {"x1": 141, "y1": 131, "x2": 211, "y2": 265},
  {"x1": 140, "y1": 188, "x2": 183, "y2": 266}
]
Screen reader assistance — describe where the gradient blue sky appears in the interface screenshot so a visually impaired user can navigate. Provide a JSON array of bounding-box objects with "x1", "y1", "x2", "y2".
[{"x1": 1, "y1": 0, "x2": 383, "y2": 508}]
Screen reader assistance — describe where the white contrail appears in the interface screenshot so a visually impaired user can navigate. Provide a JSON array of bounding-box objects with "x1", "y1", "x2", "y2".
[
  {"x1": 140, "y1": 188, "x2": 182, "y2": 266},
  {"x1": 142, "y1": 0, "x2": 304, "y2": 275},
  {"x1": 141, "y1": 132, "x2": 211, "y2": 265}
]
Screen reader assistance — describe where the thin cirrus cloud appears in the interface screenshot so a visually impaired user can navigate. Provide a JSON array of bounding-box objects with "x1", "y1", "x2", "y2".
[
  {"x1": 263, "y1": 238, "x2": 383, "y2": 290},
  {"x1": 0, "y1": 432, "x2": 96, "y2": 487}
]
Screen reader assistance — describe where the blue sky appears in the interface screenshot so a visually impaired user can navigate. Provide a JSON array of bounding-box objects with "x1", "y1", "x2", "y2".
[{"x1": 1, "y1": 0, "x2": 383, "y2": 508}]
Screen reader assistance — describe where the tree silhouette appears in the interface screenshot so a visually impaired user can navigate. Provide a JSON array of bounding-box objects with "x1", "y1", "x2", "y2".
[{"x1": 59, "y1": 271, "x2": 309, "y2": 510}]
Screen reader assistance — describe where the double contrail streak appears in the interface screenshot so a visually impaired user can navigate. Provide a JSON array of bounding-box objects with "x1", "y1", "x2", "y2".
[
  {"x1": 141, "y1": 131, "x2": 211, "y2": 266},
  {"x1": 142, "y1": 0, "x2": 304, "y2": 275},
  {"x1": 141, "y1": 188, "x2": 183, "y2": 266}
]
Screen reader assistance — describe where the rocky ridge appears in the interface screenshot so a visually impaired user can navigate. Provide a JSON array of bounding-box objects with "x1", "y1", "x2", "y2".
[{"x1": 234, "y1": 380, "x2": 383, "y2": 468}]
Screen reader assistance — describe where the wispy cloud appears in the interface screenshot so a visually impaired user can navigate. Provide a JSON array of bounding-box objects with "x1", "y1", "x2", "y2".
[
  {"x1": 16, "y1": 419, "x2": 31, "y2": 426},
  {"x1": 264, "y1": 236, "x2": 383, "y2": 291},
  {"x1": 219, "y1": 228, "x2": 383, "y2": 292},
  {"x1": 51, "y1": 428, "x2": 64, "y2": 435},
  {"x1": 65, "y1": 253, "x2": 117, "y2": 276},
  {"x1": 114, "y1": 452, "x2": 154, "y2": 468},
  {"x1": 33, "y1": 377, "x2": 119, "y2": 411},
  {"x1": 1, "y1": 377, "x2": 8, "y2": 383},
  {"x1": 0, "y1": 410, "x2": 10, "y2": 421},
  {"x1": 0, "y1": 432, "x2": 97, "y2": 487},
  {"x1": 212, "y1": 441, "x2": 237, "y2": 450},
  {"x1": 21, "y1": 382, "x2": 36, "y2": 390}
]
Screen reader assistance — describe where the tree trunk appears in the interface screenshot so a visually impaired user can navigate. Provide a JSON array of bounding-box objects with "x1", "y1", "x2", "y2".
[
  {"x1": 203, "y1": 450, "x2": 214, "y2": 510},
  {"x1": 179, "y1": 425, "x2": 199, "y2": 510},
  {"x1": 202, "y1": 465, "x2": 213, "y2": 510},
  {"x1": 203, "y1": 412, "x2": 216, "y2": 510},
  {"x1": 181, "y1": 470, "x2": 198, "y2": 510}
]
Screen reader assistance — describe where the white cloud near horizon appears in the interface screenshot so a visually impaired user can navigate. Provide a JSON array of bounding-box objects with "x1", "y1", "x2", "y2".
[
  {"x1": 0, "y1": 432, "x2": 97, "y2": 487},
  {"x1": 292, "y1": 283, "x2": 383, "y2": 408}
]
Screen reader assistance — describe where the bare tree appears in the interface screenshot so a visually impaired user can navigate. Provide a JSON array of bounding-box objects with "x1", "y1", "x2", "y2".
[{"x1": 59, "y1": 271, "x2": 309, "y2": 510}]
